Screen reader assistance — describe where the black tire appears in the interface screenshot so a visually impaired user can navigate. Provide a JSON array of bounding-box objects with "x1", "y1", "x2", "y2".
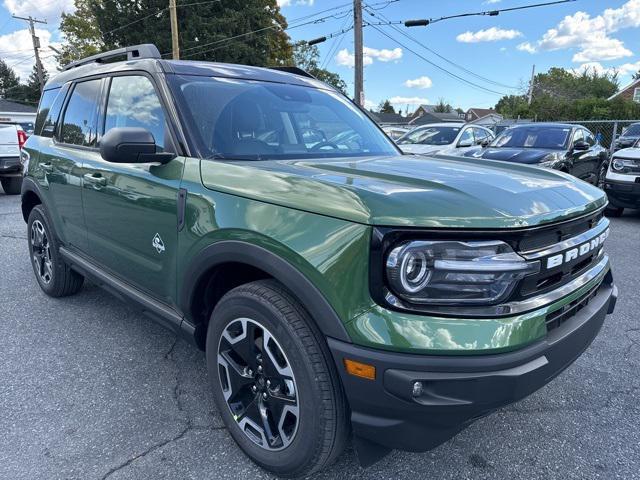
[
  {"x1": 206, "y1": 279, "x2": 349, "y2": 477},
  {"x1": 1, "y1": 176, "x2": 22, "y2": 195},
  {"x1": 605, "y1": 205, "x2": 624, "y2": 217},
  {"x1": 27, "y1": 205, "x2": 84, "y2": 297}
]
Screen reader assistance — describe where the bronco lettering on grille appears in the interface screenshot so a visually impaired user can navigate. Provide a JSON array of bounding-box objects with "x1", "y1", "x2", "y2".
[{"x1": 546, "y1": 229, "x2": 609, "y2": 269}]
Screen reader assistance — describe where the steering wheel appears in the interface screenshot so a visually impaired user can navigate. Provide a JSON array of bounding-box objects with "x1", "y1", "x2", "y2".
[{"x1": 310, "y1": 141, "x2": 340, "y2": 151}]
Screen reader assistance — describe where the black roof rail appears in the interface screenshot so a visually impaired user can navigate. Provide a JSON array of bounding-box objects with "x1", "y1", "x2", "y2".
[
  {"x1": 268, "y1": 66, "x2": 317, "y2": 80},
  {"x1": 63, "y1": 44, "x2": 161, "y2": 71}
]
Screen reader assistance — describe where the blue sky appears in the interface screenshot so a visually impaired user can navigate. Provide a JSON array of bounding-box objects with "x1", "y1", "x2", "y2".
[{"x1": 1, "y1": 0, "x2": 639, "y2": 111}]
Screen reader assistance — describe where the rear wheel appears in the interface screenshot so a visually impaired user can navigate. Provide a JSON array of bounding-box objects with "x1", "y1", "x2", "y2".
[
  {"x1": 1, "y1": 176, "x2": 22, "y2": 195},
  {"x1": 206, "y1": 280, "x2": 349, "y2": 477},
  {"x1": 27, "y1": 205, "x2": 84, "y2": 297}
]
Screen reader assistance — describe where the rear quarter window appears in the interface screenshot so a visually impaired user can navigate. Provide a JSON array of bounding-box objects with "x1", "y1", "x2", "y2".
[{"x1": 34, "y1": 86, "x2": 68, "y2": 138}]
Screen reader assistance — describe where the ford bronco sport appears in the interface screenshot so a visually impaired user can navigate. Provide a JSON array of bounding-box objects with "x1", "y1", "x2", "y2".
[{"x1": 21, "y1": 45, "x2": 617, "y2": 477}]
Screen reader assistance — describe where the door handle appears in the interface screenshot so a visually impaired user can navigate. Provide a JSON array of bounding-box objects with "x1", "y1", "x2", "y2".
[{"x1": 83, "y1": 173, "x2": 107, "y2": 187}]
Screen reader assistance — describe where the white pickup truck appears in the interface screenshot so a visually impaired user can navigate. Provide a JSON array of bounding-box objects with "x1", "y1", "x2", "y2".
[{"x1": 0, "y1": 123, "x2": 26, "y2": 195}]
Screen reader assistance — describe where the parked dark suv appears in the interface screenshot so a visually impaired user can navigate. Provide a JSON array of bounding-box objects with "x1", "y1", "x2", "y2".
[
  {"x1": 466, "y1": 123, "x2": 609, "y2": 185},
  {"x1": 21, "y1": 45, "x2": 617, "y2": 477}
]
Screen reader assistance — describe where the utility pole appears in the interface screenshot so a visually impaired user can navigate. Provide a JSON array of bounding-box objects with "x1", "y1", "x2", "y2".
[
  {"x1": 527, "y1": 64, "x2": 536, "y2": 105},
  {"x1": 353, "y1": 0, "x2": 364, "y2": 107},
  {"x1": 12, "y1": 15, "x2": 47, "y2": 92},
  {"x1": 169, "y1": 0, "x2": 180, "y2": 60}
]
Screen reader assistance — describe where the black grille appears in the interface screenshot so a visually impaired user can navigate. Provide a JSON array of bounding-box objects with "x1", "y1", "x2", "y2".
[{"x1": 545, "y1": 283, "x2": 600, "y2": 331}]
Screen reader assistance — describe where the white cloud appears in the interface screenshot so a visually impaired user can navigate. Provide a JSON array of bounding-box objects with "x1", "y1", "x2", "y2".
[
  {"x1": 404, "y1": 76, "x2": 433, "y2": 89},
  {"x1": 364, "y1": 99, "x2": 377, "y2": 110},
  {"x1": 389, "y1": 96, "x2": 429, "y2": 106},
  {"x1": 456, "y1": 27, "x2": 522, "y2": 43},
  {"x1": 522, "y1": 0, "x2": 640, "y2": 62},
  {"x1": 484, "y1": 0, "x2": 501, "y2": 4},
  {"x1": 335, "y1": 49, "x2": 373, "y2": 67},
  {"x1": 572, "y1": 60, "x2": 640, "y2": 78},
  {"x1": 3, "y1": 0, "x2": 75, "y2": 22},
  {"x1": 335, "y1": 46, "x2": 401, "y2": 67},
  {"x1": 362, "y1": 46, "x2": 402, "y2": 62},
  {"x1": 517, "y1": 42, "x2": 537, "y2": 54},
  {"x1": 277, "y1": 0, "x2": 314, "y2": 6},
  {"x1": 0, "y1": 29, "x2": 61, "y2": 80}
]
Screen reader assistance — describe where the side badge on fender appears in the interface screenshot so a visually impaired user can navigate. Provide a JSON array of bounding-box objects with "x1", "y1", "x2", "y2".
[{"x1": 152, "y1": 233, "x2": 165, "y2": 254}]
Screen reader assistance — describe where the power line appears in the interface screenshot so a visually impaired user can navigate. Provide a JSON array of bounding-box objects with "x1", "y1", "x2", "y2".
[
  {"x1": 367, "y1": 22, "x2": 507, "y2": 96},
  {"x1": 363, "y1": 6, "x2": 520, "y2": 90},
  {"x1": 404, "y1": 0, "x2": 576, "y2": 26}
]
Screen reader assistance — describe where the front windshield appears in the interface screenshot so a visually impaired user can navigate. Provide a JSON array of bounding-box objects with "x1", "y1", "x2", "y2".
[
  {"x1": 397, "y1": 126, "x2": 460, "y2": 145},
  {"x1": 169, "y1": 75, "x2": 398, "y2": 160},
  {"x1": 621, "y1": 123, "x2": 640, "y2": 137},
  {"x1": 490, "y1": 126, "x2": 570, "y2": 149}
]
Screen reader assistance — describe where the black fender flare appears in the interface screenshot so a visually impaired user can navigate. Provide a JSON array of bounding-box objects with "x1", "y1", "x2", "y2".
[
  {"x1": 180, "y1": 240, "x2": 352, "y2": 343},
  {"x1": 20, "y1": 176, "x2": 45, "y2": 222}
]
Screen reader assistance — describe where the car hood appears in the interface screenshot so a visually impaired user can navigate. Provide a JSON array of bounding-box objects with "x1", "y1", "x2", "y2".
[
  {"x1": 398, "y1": 144, "x2": 445, "y2": 155},
  {"x1": 200, "y1": 154, "x2": 606, "y2": 228},
  {"x1": 613, "y1": 147, "x2": 640, "y2": 159},
  {"x1": 471, "y1": 147, "x2": 559, "y2": 164}
]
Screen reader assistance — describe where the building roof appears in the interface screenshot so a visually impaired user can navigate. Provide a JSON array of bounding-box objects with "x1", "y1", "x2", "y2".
[
  {"x1": 410, "y1": 111, "x2": 463, "y2": 125},
  {"x1": 369, "y1": 111, "x2": 407, "y2": 124},
  {"x1": 607, "y1": 78, "x2": 640, "y2": 100},
  {"x1": 467, "y1": 108, "x2": 497, "y2": 118},
  {"x1": 0, "y1": 98, "x2": 37, "y2": 113}
]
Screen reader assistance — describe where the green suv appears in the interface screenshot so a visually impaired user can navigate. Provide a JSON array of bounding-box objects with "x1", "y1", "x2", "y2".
[{"x1": 21, "y1": 45, "x2": 617, "y2": 477}]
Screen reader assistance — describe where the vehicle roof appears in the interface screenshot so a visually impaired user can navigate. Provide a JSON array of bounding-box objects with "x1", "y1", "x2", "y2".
[
  {"x1": 412, "y1": 122, "x2": 466, "y2": 128},
  {"x1": 45, "y1": 58, "x2": 329, "y2": 91},
  {"x1": 506, "y1": 122, "x2": 578, "y2": 129}
]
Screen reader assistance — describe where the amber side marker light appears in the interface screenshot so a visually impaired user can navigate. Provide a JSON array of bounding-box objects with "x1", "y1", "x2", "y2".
[{"x1": 344, "y1": 359, "x2": 376, "y2": 380}]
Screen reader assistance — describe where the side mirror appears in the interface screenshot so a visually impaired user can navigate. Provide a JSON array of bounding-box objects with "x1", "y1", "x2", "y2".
[
  {"x1": 457, "y1": 139, "x2": 473, "y2": 148},
  {"x1": 99, "y1": 127, "x2": 175, "y2": 164},
  {"x1": 573, "y1": 140, "x2": 589, "y2": 151},
  {"x1": 480, "y1": 139, "x2": 491, "y2": 147}
]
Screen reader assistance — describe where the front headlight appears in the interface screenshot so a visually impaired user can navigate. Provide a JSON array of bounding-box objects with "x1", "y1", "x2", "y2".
[
  {"x1": 385, "y1": 240, "x2": 539, "y2": 306},
  {"x1": 611, "y1": 157, "x2": 638, "y2": 173}
]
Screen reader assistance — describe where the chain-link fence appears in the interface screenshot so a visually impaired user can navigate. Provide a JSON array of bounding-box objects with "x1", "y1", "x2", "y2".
[{"x1": 558, "y1": 120, "x2": 640, "y2": 154}]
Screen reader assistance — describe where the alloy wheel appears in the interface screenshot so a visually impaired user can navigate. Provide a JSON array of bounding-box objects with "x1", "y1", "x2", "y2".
[
  {"x1": 217, "y1": 317, "x2": 300, "y2": 451},
  {"x1": 30, "y1": 220, "x2": 53, "y2": 284}
]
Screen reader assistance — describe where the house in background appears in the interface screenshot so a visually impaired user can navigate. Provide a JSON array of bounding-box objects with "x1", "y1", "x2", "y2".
[
  {"x1": 607, "y1": 78, "x2": 640, "y2": 103},
  {"x1": 408, "y1": 104, "x2": 465, "y2": 125},
  {"x1": 0, "y1": 98, "x2": 37, "y2": 134}
]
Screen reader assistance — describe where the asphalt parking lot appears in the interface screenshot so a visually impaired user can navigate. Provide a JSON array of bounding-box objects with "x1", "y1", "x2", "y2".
[{"x1": 1, "y1": 189, "x2": 639, "y2": 480}]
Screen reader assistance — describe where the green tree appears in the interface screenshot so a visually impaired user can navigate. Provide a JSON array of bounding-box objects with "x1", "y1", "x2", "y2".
[
  {"x1": 433, "y1": 98, "x2": 452, "y2": 113},
  {"x1": 377, "y1": 99, "x2": 395, "y2": 114},
  {"x1": 59, "y1": 0, "x2": 292, "y2": 67},
  {"x1": 495, "y1": 94, "x2": 531, "y2": 118},
  {"x1": 291, "y1": 41, "x2": 347, "y2": 94},
  {"x1": 0, "y1": 59, "x2": 20, "y2": 99},
  {"x1": 632, "y1": 70, "x2": 640, "y2": 81}
]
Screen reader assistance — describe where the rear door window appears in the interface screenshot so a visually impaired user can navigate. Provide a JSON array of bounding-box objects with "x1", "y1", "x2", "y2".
[
  {"x1": 35, "y1": 88, "x2": 61, "y2": 136},
  {"x1": 59, "y1": 79, "x2": 102, "y2": 147}
]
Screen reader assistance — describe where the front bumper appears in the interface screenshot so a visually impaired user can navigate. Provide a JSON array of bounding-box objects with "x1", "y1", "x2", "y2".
[
  {"x1": 604, "y1": 178, "x2": 640, "y2": 209},
  {"x1": 329, "y1": 272, "x2": 617, "y2": 454}
]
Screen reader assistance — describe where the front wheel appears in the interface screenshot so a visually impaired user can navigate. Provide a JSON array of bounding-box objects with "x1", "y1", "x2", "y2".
[{"x1": 206, "y1": 280, "x2": 349, "y2": 477}]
